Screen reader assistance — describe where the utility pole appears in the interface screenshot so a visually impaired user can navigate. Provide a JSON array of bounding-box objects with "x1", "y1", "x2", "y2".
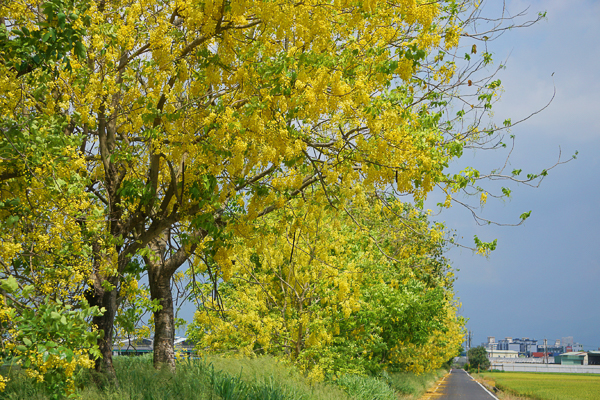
[
  {"x1": 465, "y1": 330, "x2": 472, "y2": 365},
  {"x1": 465, "y1": 332, "x2": 468, "y2": 364},
  {"x1": 544, "y1": 338, "x2": 548, "y2": 364}
]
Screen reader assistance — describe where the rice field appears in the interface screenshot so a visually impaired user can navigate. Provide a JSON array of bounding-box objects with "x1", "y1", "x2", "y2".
[{"x1": 477, "y1": 371, "x2": 600, "y2": 400}]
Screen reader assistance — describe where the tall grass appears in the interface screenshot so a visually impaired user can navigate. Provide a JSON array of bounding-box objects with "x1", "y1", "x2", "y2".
[
  {"x1": 382, "y1": 369, "x2": 448, "y2": 398},
  {"x1": 0, "y1": 367, "x2": 52, "y2": 400},
  {"x1": 79, "y1": 355, "x2": 341, "y2": 400},
  {"x1": 202, "y1": 355, "x2": 348, "y2": 400},
  {"x1": 336, "y1": 374, "x2": 397, "y2": 400},
  {"x1": 1, "y1": 355, "x2": 447, "y2": 399},
  {"x1": 80, "y1": 355, "x2": 214, "y2": 400}
]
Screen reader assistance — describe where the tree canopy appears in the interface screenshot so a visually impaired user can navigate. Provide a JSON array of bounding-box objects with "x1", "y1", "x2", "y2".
[
  {"x1": 0, "y1": 0, "x2": 561, "y2": 395},
  {"x1": 467, "y1": 345, "x2": 490, "y2": 371},
  {"x1": 188, "y1": 198, "x2": 464, "y2": 378}
]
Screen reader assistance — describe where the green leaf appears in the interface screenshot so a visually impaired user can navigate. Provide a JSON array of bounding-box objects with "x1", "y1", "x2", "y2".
[
  {"x1": 101, "y1": 280, "x2": 115, "y2": 291},
  {"x1": 57, "y1": 12, "x2": 66, "y2": 28},
  {"x1": 74, "y1": 41, "x2": 86, "y2": 58},
  {"x1": 22, "y1": 284, "x2": 34, "y2": 298},
  {"x1": 520, "y1": 211, "x2": 532, "y2": 220},
  {"x1": 23, "y1": 337, "x2": 32, "y2": 347},
  {"x1": 6, "y1": 215, "x2": 19, "y2": 226},
  {"x1": 89, "y1": 347, "x2": 102, "y2": 359},
  {"x1": 1, "y1": 275, "x2": 19, "y2": 293}
]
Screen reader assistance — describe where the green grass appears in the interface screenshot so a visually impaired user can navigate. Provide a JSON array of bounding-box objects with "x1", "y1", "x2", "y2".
[
  {"x1": 477, "y1": 371, "x2": 600, "y2": 400},
  {"x1": 1, "y1": 355, "x2": 447, "y2": 399},
  {"x1": 206, "y1": 356, "x2": 348, "y2": 400},
  {"x1": 382, "y1": 369, "x2": 447, "y2": 398},
  {"x1": 81, "y1": 355, "x2": 351, "y2": 400},
  {"x1": 336, "y1": 374, "x2": 397, "y2": 400},
  {"x1": 1, "y1": 355, "x2": 336, "y2": 400},
  {"x1": 199, "y1": 355, "x2": 349, "y2": 400}
]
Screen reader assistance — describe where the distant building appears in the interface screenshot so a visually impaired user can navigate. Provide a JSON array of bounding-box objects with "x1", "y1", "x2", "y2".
[
  {"x1": 555, "y1": 352, "x2": 587, "y2": 365},
  {"x1": 497, "y1": 337, "x2": 514, "y2": 351},
  {"x1": 561, "y1": 336, "x2": 574, "y2": 348},
  {"x1": 531, "y1": 352, "x2": 556, "y2": 363},
  {"x1": 113, "y1": 337, "x2": 153, "y2": 356},
  {"x1": 497, "y1": 337, "x2": 537, "y2": 355},
  {"x1": 588, "y1": 351, "x2": 600, "y2": 365},
  {"x1": 543, "y1": 346, "x2": 564, "y2": 356},
  {"x1": 487, "y1": 349, "x2": 519, "y2": 359},
  {"x1": 556, "y1": 338, "x2": 581, "y2": 352},
  {"x1": 483, "y1": 335, "x2": 587, "y2": 358},
  {"x1": 482, "y1": 336, "x2": 498, "y2": 350},
  {"x1": 113, "y1": 336, "x2": 195, "y2": 356},
  {"x1": 174, "y1": 337, "x2": 196, "y2": 354}
]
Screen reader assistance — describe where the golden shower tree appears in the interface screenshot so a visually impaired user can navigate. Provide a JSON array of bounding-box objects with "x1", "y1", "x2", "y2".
[
  {"x1": 188, "y1": 198, "x2": 464, "y2": 378},
  {"x1": 1, "y1": 0, "x2": 550, "y2": 386}
]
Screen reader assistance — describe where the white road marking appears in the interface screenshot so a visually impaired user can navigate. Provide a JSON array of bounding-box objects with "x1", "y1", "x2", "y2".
[{"x1": 465, "y1": 370, "x2": 499, "y2": 400}]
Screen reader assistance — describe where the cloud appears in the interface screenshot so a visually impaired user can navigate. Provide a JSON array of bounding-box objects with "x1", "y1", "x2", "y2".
[{"x1": 486, "y1": 0, "x2": 600, "y2": 141}]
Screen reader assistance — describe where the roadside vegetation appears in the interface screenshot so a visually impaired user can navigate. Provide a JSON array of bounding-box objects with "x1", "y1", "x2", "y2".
[
  {"x1": 1, "y1": 354, "x2": 448, "y2": 399},
  {"x1": 476, "y1": 371, "x2": 600, "y2": 400}
]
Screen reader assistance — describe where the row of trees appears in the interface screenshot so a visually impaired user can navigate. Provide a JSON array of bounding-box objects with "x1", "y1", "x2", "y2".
[
  {"x1": 1, "y1": 0, "x2": 563, "y2": 396},
  {"x1": 188, "y1": 198, "x2": 464, "y2": 378}
]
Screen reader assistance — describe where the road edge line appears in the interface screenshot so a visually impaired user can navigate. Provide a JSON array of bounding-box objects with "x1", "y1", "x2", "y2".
[{"x1": 465, "y1": 370, "x2": 499, "y2": 400}]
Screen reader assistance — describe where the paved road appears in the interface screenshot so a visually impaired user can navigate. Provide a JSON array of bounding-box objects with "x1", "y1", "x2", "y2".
[{"x1": 421, "y1": 369, "x2": 498, "y2": 400}]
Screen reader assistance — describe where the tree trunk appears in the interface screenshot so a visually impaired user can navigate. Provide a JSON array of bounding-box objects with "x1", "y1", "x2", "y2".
[
  {"x1": 90, "y1": 280, "x2": 119, "y2": 384},
  {"x1": 145, "y1": 231, "x2": 201, "y2": 371},
  {"x1": 149, "y1": 268, "x2": 176, "y2": 371}
]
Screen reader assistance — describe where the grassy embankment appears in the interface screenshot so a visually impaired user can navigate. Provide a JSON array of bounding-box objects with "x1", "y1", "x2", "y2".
[
  {"x1": 1, "y1": 355, "x2": 447, "y2": 399},
  {"x1": 476, "y1": 371, "x2": 600, "y2": 400}
]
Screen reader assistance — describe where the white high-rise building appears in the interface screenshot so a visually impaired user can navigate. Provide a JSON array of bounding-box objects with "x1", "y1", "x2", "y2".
[
  {"x1": 482, "y1": 336, "x2": 497, "y2": 350},
  {"x1": 561, "y1": 336, "x2": 574, "y2": 347}
]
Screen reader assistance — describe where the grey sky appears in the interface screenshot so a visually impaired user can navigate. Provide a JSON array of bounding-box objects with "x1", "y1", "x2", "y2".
[{"x1": 436, "y1": 0, "x2": 600, "y2": 350}]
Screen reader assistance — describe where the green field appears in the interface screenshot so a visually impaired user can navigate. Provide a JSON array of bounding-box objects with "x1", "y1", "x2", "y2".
[{"x1": 477, "y1": 371, "x2": 600, "y2": 400}]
